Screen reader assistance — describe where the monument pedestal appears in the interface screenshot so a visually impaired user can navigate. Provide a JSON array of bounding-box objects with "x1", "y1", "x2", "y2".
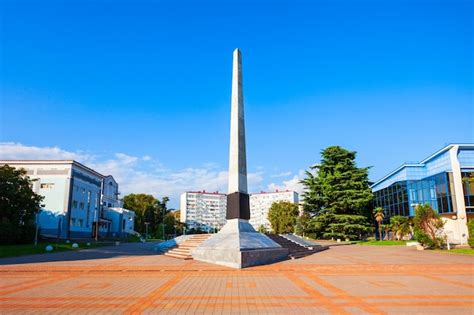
[{"x1": 191, "y1": 219, "x2": 288, "y2": 269}]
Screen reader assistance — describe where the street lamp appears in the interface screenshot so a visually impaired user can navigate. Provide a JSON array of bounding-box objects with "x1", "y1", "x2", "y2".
[
  {"x1": 34, "y1": 210, "x2": 42, "y2": 246},
  {"x1": 144, "y1": 222, "x2": 150, "y2": 242}
]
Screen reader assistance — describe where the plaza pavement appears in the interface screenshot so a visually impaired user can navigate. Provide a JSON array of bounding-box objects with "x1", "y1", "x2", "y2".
[{"x1": 0, "y1": 242, "x2": 473, "y2": 314}]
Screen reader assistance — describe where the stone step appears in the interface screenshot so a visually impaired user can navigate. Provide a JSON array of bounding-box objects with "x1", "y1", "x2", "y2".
[
  {"x1": 165, "y1": 252, "x2": 193, "y2": 260},
  {"x1": 266, "y1": 234, "x2": 328, "y2": 260},
  {"x1": 162, "y1": 234, "x2": 213, "y2": 260},
  {"x1": 169, "y1": 248, "x2": 191, "y2": 254}
]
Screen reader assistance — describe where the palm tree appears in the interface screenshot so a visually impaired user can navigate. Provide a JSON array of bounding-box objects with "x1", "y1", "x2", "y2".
[
  {"x1": 390, "y1": 215, "x2": 410, "y2": 240},
  {"x1": 373, "y1": 207, "x2": 385, "y2": 241}
]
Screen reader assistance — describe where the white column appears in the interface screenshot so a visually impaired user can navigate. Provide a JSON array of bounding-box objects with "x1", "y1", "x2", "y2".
[
  {"x1": 449, "y1": 145, "x2": 469, "y2": 244},
  {"x1": 228, "y1": 48, "x2": 248, "y2": 194}
]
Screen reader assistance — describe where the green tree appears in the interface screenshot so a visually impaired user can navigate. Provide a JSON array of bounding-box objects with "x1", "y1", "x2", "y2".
[
  {"x1": 0, "y1": 165, "x2": 44, "y2": 244},
  {"x1": 323, "y1": 214, "x2": 373, "y2": 241},
  {"x1": 301, "y1": 146, "x2": 373, "y2": 217},
  {"x1": 257, "y1": 224, "x2": 266, "y2": 233},
  {"x1": 413, "y1": 204, "x2": 445, "y2": 249},
  {"x1": 301, "y1": 146, "x2": 373, "y2": 238},
  {"x1": 373, "y1": 207, "x2": 385, "y2": 241},
  {"x1": 294, "y1": 211, "x2": 310, "y2": 236},
  {"x1": 390, "y1": 215, "x2": 411, "y2": 240},
  {"x1": 268, "y1": 201, "x2": 299, "y2": 234},
  {"x1": 123, "y1": 194, "x2": 169, "y2": 236}
]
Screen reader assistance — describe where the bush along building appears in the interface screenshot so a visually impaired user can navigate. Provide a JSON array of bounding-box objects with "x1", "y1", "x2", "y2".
[
  {"x1": 371, "y1": 144, "x2": 474, "y2": 244},
  {"x1": 0, "y1": 160, "x2": 135, "y2": 239}
]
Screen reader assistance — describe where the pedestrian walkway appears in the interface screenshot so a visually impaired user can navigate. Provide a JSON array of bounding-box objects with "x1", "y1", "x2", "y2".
[{"x1": 0, "y1": 244, "x2": 473, "y2": 314}]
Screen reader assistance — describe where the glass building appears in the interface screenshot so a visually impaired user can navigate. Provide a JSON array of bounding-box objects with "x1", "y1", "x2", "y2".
[{"x1": 371, "y1": 144, "x2": 474, "y2": 244}]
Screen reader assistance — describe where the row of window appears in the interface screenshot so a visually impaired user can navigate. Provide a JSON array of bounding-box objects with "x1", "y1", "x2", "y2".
[
  {"x1": 373, "y1": 182, "x2": 410, "y2": 218},
  {"x1": 374, "y1": 172, "x2": 460, "y2": 219},
  {"x1": 70, "y1": 218, "x2": 85, "y2": 228}
]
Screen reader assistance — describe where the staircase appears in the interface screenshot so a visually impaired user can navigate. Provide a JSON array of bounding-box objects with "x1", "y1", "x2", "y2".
[
  {"x1": 164, "y1": 234, "x2": 212, "y2": 260},
  {"x1": 267, "y1": 234, "x2": 328, "y2": 260}
]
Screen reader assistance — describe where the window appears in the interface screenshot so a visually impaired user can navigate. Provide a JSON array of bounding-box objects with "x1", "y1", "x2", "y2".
[
  {"x1": 78, "y1": 219, "x2": 83, "y2": 227},
  {"x1": 79, "y1": 202, "x2": 84, "y2": 209},
  {"x1": 40, "y1": 183, "x2": 54, "y2": 189},
  {"x1": 123, "y1": 219, "x2": 126, "y2": 229},
  {"x1": 73, "y1": 200, "x2": 78, "y2": 208}
]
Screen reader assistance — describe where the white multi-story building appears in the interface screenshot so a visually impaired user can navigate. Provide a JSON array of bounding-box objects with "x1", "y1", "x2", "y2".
[
  {"x1": 180, "y1": 191, "x2": 227, "y2": 232},
  {"x1": 0, "y1": 160, "x2": 135, "y2": 238},
  {"x1": 249, "y1": 190, "x2": 299, "y2": 231},
  {"x1": 180, "y1": 190, "x2": 299, "y2": 233}
]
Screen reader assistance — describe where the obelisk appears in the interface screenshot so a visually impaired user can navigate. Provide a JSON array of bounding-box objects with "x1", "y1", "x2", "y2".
[
  {"x1": 226, "y1": 48, "x2": 250, "y2": 220},
  {"x1": 191, "y1": 49, "x2": 288, "y2": 268}
]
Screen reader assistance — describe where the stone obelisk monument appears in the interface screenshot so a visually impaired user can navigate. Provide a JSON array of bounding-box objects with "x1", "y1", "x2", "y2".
[
  {"x1": 192, "y1": 49, "x2": 288, "y2": 269},
  {"x1": 227, "y1": 48, "x2": 250, "y2": 220}
]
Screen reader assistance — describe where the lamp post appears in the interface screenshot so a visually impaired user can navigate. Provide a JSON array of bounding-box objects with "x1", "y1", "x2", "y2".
[
  {"x1": 94, "y1": 207, "x2": 99, "y2": 242},
  {"x1": 162, "y1": 208, "x2": 165, "y2": 240},
  {"x1": 34, "y1": 210, "x2": 42, "y2": 246},
  {"x1": 144, "y1": 222, "x2": 149, "y2": 242}
]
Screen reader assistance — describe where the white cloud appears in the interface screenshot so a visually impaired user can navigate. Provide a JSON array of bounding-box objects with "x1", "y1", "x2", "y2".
[
  {"x1": 267, "y1": 169, "x2": 305, "y2": 194},
  {"x1": 0, "y1": 142, "x2": 265, "y2": 208},
  {"x1": 1, "y1": 142, "x2": 304, "y2": 208},
  {"x1": 0, "y1": 142, "x2": 94, "y2": 162}
]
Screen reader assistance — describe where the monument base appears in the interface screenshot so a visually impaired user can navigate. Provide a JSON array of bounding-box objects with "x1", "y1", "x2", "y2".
[{"x1": 191, "y1": 219, "x2": 288, "y2": 269}]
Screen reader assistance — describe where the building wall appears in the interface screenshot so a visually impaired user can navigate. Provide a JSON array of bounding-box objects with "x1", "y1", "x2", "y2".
[
  {"x1": 0, "y1": 160, "x2": 134, "y2": 239},
  {"x1": 180, "y1": 192, "x2": 227, "y2": 232},
  {"x1": 249, "y1": 191, "x2": 299, "y2": 231},
  {"x1": 69, "y1": 165, "x2": 103, "y2": 238},
  {"x1": 371, "y1": 144, "x2": 474, "y2": 244},
  {"x1": 104, "y1": 208, "x2": 135, "y2": 236}
]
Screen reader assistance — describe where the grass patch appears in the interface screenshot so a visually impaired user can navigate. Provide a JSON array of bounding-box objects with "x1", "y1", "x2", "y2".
[
  {"x1": 0, "y1": 241, "x2": 109, "y2": 259},
  {"x1": 358, "y1": 240, "x2": 408, "y2": 246},
  {"x1": 435, "y1": 248, "x2": 474, "y2": 255}
]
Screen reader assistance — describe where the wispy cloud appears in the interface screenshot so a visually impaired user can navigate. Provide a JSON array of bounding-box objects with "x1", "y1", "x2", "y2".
[
  {"x1": 270, "y1": 171, "x2": 292, "y2": 178},
  {"x1": 0, "y1": 142, "x2": 276, "y2": 208}
]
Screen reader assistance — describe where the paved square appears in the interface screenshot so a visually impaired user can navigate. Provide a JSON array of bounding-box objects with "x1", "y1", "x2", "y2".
[{"x1": 0, "y1": 243, "x2": 473, "y2": 314}]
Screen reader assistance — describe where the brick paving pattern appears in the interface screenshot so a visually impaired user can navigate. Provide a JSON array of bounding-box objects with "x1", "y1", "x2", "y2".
[{"x1": 0, "y1": 243, "x2": 473, "y2": 314}]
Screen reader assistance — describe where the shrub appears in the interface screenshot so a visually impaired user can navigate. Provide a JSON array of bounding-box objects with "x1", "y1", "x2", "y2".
[
  {"x1": 413, "y1": 204, "x2": 445, "y2": 249},
  {"x1": 468, "y1": 220, "x2": 474, "y2": 248},
  {"x1": 0, "y1": 223, "x2": 35, "y2": 245}
]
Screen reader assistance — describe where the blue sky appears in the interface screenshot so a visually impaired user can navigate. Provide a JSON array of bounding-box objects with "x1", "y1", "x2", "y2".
[{"x1": 0, "y1": 0, "x2": 473, "y2": 207}]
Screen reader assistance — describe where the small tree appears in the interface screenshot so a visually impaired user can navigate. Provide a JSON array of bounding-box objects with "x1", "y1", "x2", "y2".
[
  {"x1": 268, "y1": 201, "x2": 299, "y2": 234},
  {"x1": 373, "y1": 207, "x2": 384, "y2": 241},
  {"x1": 0, "y1": 165, "x2": 44, "y2": 245},
  {"x1": 390, "y1": 215, "x2": 411, "y2": 240},
  {"x1": 257, "y1": 224, "x2": 266, "y2": 233},
  {"x1": 413, "y1": 204, "x2": 445, "y2": 249}
]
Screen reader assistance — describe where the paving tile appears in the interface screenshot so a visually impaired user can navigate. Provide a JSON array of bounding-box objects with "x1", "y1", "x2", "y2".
[{"x1": 0, "y1": 243, "x2": 472, "y2": 314}]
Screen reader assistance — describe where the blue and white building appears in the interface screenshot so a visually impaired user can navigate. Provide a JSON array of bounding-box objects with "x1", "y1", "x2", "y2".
[
  {"x1": 371, "y1": 144, "x2": 474, "y2": 244},
  {"x1": 0, "y1": 160, "x2": 135, "y2": 239}
]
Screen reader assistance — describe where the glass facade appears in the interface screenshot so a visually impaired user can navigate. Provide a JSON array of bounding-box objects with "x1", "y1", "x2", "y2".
[
  {"x1": 374, "y1": 182, "x2": 409, "y2": 219},
  {"x1": 374, "y1": 171, "x2": 456, "y2": 220},
  {"x1": 462, "y1": 172, "x2": 474, "y2": 212},
  {"x1": 407, "y1": 172, "x2": 455, "y2": 215}
]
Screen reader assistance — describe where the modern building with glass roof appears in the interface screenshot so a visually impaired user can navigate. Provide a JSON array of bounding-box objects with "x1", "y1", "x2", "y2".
[{"x1": 371, "y1": 144, "x2": 474, "y2": 244}]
